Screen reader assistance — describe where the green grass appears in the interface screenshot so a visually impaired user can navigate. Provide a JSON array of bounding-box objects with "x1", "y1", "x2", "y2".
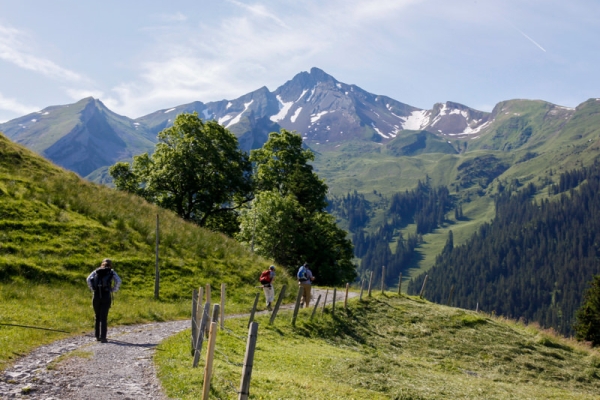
[
  {"x1": 0, "y1": 132, "x2": 297, "y2": 371},
  {"x1": 156, "y1": 293, "x2": 600, "y2": 399}
]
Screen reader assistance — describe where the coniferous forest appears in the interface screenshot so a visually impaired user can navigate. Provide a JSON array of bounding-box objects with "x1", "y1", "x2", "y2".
[
  {"x1": 329, "y1": 181, "x2": 453, "y2": 286},
  {"x1": 408, "y1": 162, "x2": 600, "y2": 335}
]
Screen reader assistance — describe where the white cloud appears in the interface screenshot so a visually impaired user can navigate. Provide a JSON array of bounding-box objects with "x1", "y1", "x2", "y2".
[
  {"x1": 103, "y1": 0, "x2": 419, "y2": 117},
  {"x1": 226, "y1": 0, "x2": 290, "y2": 28},
  {"x1": 66, "y1": 88, "x2": 105, "y2": 101},
  {"x1": 0, "y1": 91, "x2": 38, "y2": 120},
  {"x1": 0, "y1": 25, "x2": 87, "y2": 83}
]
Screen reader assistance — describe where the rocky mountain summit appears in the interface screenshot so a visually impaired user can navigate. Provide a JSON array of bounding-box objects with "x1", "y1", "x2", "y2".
[{"x1": 0, "y1": 67, "x2": 584, "y2": 179}]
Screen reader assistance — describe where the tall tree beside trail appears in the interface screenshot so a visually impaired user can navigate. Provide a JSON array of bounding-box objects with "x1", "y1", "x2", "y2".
[
  {"x1": 574, "y1": 275, "x2": 600, "y2": 347},
  {"x1": 239, "y1": 129, "x2": 356, "y2": 285},
  {"x1": 109, "y1": 112, "x2": 252, "y2": 236},
  {"x1": 250, "y1": 129, "x2": 327, "y2": 213}
]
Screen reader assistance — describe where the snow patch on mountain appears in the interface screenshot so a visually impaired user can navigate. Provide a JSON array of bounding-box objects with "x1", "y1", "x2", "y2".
[
  {"x1": 311, "y1": 111, "x2": 329, "y2": 123},
  {"x1": 402, "y1": 110, "x2": 429, "y2": 130},
  {"x1": 218, "y1": 114, "x2": 233, "y2": 125},
  {"x1": 226, "y1": 100, "x2": 254, "y2": 128},
  {"x1": 372, "y1": 123, "x2": 389, "y2": 139},
  {"x1": 298, "y1": 89, "x2": 308, "y2": 102},
  {"x1": 202, "y1": 109, "x2": 212, "y2": 120},
  {"x1": 164, "y1": 108, "x2": 176, "y2": 113},
  {"x1": 270, "y1": 95, "x2": 294, "y2": 122},
  {"x1": 291, "y1": 107, "x2": 302, "y2": 123},
  {"x1": 460, "y1": 120, "x2": 493, "y2": 135}
]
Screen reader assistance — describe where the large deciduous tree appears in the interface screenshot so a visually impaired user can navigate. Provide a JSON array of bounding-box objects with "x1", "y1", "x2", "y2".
[
  {"x1": 250, "y1": 129, "x2": 327, "y2": 213},
  {"x1": 109, "y1": 112, "x2": 252, "y2": 235},
  {"x1": 238, "y1": 129, "x2": 356, "y2": 285}
]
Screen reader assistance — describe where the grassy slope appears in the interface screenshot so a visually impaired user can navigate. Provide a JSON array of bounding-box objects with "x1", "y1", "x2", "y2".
[
  {"x1": 315, "y1": 100, "x2": 600, "y2": 276},
  {"x1": 0, "y1": 132, "x2": 296, "y2": 371},
  {"x1": 156, "y1": 293, "x2": 600, "y2": 399}
]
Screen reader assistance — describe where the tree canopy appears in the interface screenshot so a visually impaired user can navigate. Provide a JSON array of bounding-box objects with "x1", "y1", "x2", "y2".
[
  {"x1": 109, "y1": 112, "x2": 252, "y2": 233},
  {"x1": 250, "y1": 129, "x2": 327, "y2": 213},
  {"x1": 237, "y1": 129, "x2": 356, "y2": 285}
]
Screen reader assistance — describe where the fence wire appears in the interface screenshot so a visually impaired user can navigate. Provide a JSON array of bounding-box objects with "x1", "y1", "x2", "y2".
[
  {"x1": 215, "y1": 347, "x2": 244, "y2": 367},
  {"x1": 222, "y1": 327, "x2": 247, "y2": 342}
]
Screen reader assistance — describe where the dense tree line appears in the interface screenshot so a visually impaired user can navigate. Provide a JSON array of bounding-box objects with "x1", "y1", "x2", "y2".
[
  {"x1": 355, "y1": 225, "x2": 420, "y2": 286},
  {"x1": 327, "y1": 191, "x2": 370, "y2": 232},
  {"x1": 389, "y1": 181, "x2": 452, "y2": 234},
  {"x1": 409, "y1": 164, "x2": 600, "y2": 335},
  {"x1": 330, "y1": 181, "x2": 454, "y2": 286}
]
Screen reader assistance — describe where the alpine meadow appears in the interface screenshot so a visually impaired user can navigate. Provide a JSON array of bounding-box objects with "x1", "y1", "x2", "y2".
[{"x1": 1, "y1": 64, "x2": 600, "y2": 398}]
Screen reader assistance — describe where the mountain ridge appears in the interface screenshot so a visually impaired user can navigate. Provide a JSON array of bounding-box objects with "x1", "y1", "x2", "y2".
[{"x1": 1, "y1": 67, "x2": 576, "y2": 179}]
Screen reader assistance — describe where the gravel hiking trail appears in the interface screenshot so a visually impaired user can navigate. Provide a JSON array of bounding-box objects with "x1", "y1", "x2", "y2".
[{"x1": 0, "y1": 288, "x2": 356, "y2": 399}]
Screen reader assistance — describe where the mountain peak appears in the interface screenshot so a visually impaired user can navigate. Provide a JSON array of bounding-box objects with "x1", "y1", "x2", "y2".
[{"x1": 309, "y1": 67, "x2": 336, "y2": 83}]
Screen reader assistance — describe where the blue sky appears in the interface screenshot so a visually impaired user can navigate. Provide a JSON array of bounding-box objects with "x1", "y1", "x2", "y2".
[{"x1": 0, "y1": 0, "x2": 598, "y2": 122}]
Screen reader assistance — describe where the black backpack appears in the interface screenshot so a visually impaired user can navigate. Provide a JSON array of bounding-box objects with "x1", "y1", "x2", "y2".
[{"x1": 92, "y1": 268, "x2": 113, "y2": 292}]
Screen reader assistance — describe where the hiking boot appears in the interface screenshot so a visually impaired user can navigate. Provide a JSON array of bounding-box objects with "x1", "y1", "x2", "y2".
[
  {"x1": 267, "y1": 302, "x2": 272, "y2": 311},
  {"x1": 100, "y1": 338, "x2": 108, "y2": 343}
]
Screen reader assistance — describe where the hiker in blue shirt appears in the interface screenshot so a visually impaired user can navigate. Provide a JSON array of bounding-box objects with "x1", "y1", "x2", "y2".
[
  {"x1": 297, "y1": 262, "x2": 315, "y2": 308},
  {"x1": 86, "y1": 258, "x2": 122, "y2": 343}
]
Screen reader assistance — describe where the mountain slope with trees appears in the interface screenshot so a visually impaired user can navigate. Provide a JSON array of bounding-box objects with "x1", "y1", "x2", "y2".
[{"x1": 408, "y1": 162, "x2": 600, "y2": 335}]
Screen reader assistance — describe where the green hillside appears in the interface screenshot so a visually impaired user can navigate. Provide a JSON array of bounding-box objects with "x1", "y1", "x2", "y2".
[
  {"x1": 0, "y1": 132, "x2": 294, "y2": 371},
  {"x1": 156, "y1": 293, "x2": 600, "y2": 399},
  {"x1": 315, "y1": 99, "x2": 600, "y2": 273}
]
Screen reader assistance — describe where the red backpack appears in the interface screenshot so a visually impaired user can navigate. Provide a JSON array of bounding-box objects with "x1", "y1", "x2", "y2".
[{"x1": 259, "y1": 270, "x2": 272, "y2": 284}]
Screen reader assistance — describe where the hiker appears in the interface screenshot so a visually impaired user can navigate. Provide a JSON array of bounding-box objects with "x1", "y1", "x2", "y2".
[
  {"x1": 259, "y1": 265, "x2": 276, "y2": 310},
  {"x1": 297, "y1": 262, "x2": 315, "y2": 308},
  {"x1": 86, "y1": 258, "x2": 121, "y2": 343}
]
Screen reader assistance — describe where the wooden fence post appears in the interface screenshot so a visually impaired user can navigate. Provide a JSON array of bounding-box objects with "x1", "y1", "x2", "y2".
[
  {"x1": 447, "y1": 285, "x2": 455, "y2": 306},
  {"x1": 359, "y1": 280, "x2": 364, "y2": 301},
  {"x1": 368, "y1": 271, "x2": 374, "y2": 297},
  {"x1": 238, "y1": 322, "x2": 258, "y2": 400},
  {"x1": 381, "y1": 266, "x2": 385, "y2": 294},
  {"x1": 205, "y1": 284, "x2": 211, "y2": 338},
  {"x1": 220, "y1": 283, "x2": 225, "y2": 330},
  {"x1": 193, "y1": 302, "x2": 210, "y2": 367},
  {"x1": 191, "y1": 289, "x2": 198, "y2": 356},
  {"x1": 154, "y1": 214, "x2": 160, "y2": 299},
  {"x1": 419, "y1": 274, "x2": 428, "y2": 299},
  {"x1": 311, "y1": 295, "x2": 321, "y2": 320},
  {"x1": 397, "y1": 273, "x2": 402, "y2": 296},
  {"x1": 269, "y1": 285, "x2": 287, "y2": 325},
  {"x1": 322, "y1": 289, "x2": 328, "y2": 315},
  {"x1": 211, "y1": 304, "x2": 220, "y2": 327},
  {"x1": 248, "y1": 293, "x2": 260, "y2": 327},
  {"x1": 332, "y1": 288, "x2": 337, "y2": 317},
  {"x1": 198, "y1": 286, "x2": 204, "y2": 305},
  {"x1": 292, "y1": 286, "x2": 303, "y2": 326},
  {"x1": 201, "y1": 321, "x2": 218, "y2": 400},
  {"x1": 344, "y1": 283, "x2": 349, "y2": 309}
]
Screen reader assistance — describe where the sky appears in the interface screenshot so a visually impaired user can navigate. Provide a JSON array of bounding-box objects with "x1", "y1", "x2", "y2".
[{"x1": 0, "y1": 0, "x2": 599, "y2": 122}]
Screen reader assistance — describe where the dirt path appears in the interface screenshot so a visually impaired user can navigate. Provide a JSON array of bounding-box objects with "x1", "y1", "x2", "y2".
[{"x1": 0, "y1": 288, "x2": 356, "y2": 399}]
